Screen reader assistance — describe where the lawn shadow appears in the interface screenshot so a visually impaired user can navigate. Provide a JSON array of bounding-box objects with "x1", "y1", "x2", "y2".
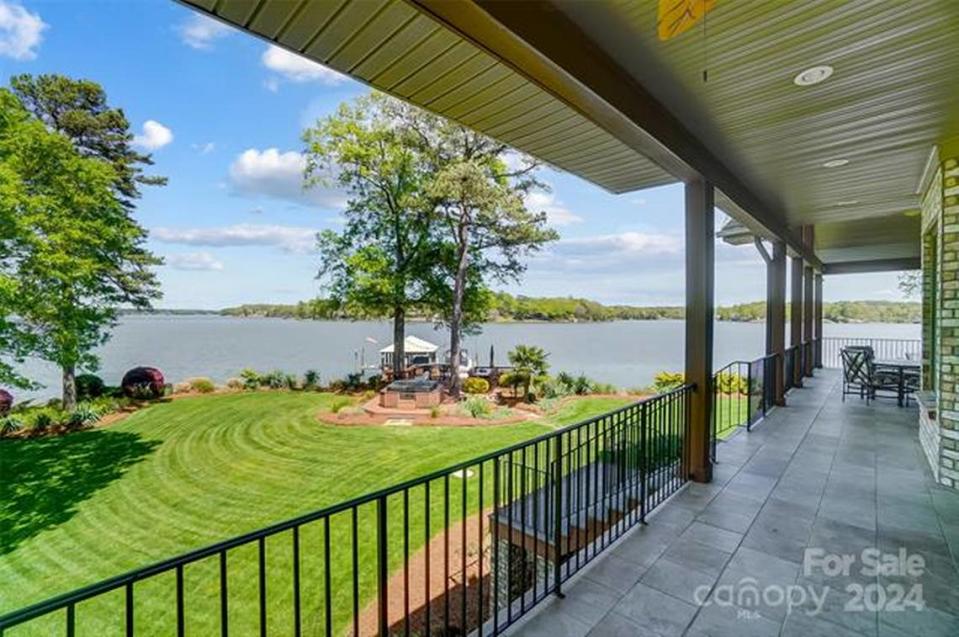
[{"x1": 0, "y1": 430, "x2": 160, "y2": 555}]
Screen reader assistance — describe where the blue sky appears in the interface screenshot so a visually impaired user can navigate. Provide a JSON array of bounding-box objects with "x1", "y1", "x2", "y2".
[{"x1": 0, "y1": 0, "x2": 905, "y2": 309}]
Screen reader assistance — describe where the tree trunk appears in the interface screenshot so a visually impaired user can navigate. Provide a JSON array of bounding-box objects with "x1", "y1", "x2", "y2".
[
  {"x1": 62, "y1": 365, "x2": 77, "y2": 411},
  {"x1": 393, "y1": 306, "x2": 406, "y2": 380},
  {"x1": 448, "y1": 239, "x2": 470, "y2": 399}
]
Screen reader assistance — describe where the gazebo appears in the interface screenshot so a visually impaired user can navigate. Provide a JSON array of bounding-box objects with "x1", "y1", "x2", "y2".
[{"x1": 378, "y1": 336, "x2": 439, "y2": 372}]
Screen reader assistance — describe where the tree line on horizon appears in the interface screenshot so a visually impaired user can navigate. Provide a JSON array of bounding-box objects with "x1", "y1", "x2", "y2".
[{"x1": 219, "y1": 294, "x2": 920, "y2": 324}]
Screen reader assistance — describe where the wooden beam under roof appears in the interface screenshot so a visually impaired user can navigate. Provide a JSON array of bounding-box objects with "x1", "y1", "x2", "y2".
[{"x1": 410, "y1": 0, "x2": 821, "y2": 268}]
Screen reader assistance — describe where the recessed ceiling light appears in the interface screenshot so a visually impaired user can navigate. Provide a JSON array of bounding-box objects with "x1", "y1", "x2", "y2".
[
  {"x1": 822, "y1": 158, "x2": 849, "y2": 168},
  {"x1": 836, "y1": 200, "x2": 859, "y2": 206},
  {"x1": 794, "y1": 65, "x2": 834, "y2": 86}
]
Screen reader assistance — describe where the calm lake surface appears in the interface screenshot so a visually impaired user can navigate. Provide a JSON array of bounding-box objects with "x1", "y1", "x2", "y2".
[{"x1": 13, "y1": 316, "x2": 920, "y2": 402}]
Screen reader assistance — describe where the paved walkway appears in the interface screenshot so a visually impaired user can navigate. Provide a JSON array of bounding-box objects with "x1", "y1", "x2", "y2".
[{"x1": 512, "y1": 370, "x2": 959, "y2": 636}]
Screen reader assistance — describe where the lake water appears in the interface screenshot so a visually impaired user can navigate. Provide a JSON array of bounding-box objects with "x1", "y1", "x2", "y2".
[{"x1": 12, "y1": 316, "x2": 920, "y2": 402}]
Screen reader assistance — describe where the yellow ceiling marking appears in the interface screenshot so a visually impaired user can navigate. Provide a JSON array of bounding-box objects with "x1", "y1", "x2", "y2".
[{"x1": 658, "y1": 0, "x2": 717, "y2": 41}]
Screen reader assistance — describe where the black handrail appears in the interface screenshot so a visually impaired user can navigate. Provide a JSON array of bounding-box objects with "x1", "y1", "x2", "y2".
[
  {"x1": 0, "y1": 386, "x2": 693, "y2": 636},
  {"x1": 710, "y1": 352, "x2": 779, "y2": 460}
]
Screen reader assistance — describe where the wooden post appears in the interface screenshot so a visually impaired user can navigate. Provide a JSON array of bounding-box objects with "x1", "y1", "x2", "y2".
[
  {"x1": 790, "y1": 256, "x2": 804, "y2": 388},
  {"x1": 685, "y1": 178, "x2": 713, "y2": 483},
  {"x1": 815, "y1": 273, "x2": 824, "y2": 368},
  {"x1": 767, "y1": 241, "x2": 787, "y2": 405}
]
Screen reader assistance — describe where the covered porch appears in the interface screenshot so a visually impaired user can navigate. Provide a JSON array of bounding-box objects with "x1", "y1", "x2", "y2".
[{"x1": 515, "y1": 371, "x2": 959, "y2": 637}]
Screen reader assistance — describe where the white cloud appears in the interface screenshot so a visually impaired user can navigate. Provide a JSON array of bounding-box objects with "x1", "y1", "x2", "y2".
[
  {"x1": 261, "y1": 45, "x2": 346, "y2": 85},
  {"x1": 179, "y1": 13, "x2": 231, "y2": 50},
  {"x1": 133, "y1": 120, "x2": 173, "y2": 150},
  {"x1": 165, "y1": 251, "x2": 224, "y2": 271},
  {"x1": 534, "y1": 231, "x2": 682, "y2": 274},
  {"x1": 228, "y1": 147, "x2": 345, "y2": 209},
  {"x1": 191, "y1": 141, "x2": 215, "y2": 155},
  {"x1": 0, "y1": 1, "x2": 46, "y2": 60},
  {"x1": 153, "y1": 223, "x2": 318, "y2": 254},
  {"x1": 525, "y1": 190, "x2": 583, "y2": 227}
]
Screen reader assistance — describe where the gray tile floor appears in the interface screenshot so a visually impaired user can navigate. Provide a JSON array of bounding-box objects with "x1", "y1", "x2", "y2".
[{"x1": 512, "y1": 371, "x2": 959, "y2": 637}]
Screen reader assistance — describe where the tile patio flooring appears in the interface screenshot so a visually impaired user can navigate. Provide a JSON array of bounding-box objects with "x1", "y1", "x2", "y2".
[{"x1": 510, "y1": 370, "x2": 959, "y2": 637}]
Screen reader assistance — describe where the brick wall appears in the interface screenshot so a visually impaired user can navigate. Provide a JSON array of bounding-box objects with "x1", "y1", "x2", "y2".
[{"x1": 925, "y1": 147, "x2": 959, "y2": 490}]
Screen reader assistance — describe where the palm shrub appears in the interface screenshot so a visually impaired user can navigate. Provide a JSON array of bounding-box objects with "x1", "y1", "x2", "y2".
[
  {"x1": 535, "y1": 376, "x2": 569, "y2": 400},
  {"x1": 1, "y1": 416, "x2": 23, "y2": 437},
  {"x1": 507, "y1": 345, "x2": 550, "y2": 401},
  {"x1": 284, "y1": 374, "x2": 299, "y2": 390},
  {"x1": 463, "y1": 377, "x2": 490, "y2": 394},
  {"x1": 498, "y1": 371, "x2": 524, "y2": 397}
]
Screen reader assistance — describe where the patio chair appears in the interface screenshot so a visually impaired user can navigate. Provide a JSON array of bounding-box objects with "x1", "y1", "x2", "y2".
[{"x1": 840, "y1": 347, "x2": 872, "y2": 401}]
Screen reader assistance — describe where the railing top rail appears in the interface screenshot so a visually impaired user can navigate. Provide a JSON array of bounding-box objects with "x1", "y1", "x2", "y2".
[{"x1": 0, "y1": 383, "x2": 693, "y2": 629}]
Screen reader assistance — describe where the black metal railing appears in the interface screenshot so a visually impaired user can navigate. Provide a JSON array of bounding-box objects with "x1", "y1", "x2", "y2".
[
  {"x1": 784, "y1": 345, "x2": 800, "y2": 391},
  {"x1": 710, "y1": 353, "x2": 778, "y2": 459},
  {"x1": 0, "y1": 386, "x2": 692, "y2": 637},
  {"x1": 821, "y1": 337, "x2": 920, "y2": 369}
]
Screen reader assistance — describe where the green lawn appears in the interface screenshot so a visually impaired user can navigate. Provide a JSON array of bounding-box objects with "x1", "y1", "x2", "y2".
[{"x1": 0, "y1": 392, "x2": 630, "y2": 635}]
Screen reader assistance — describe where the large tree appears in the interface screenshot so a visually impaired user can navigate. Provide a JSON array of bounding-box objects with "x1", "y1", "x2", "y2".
[
  {"x1": 429, "y1": 159, "x2": 557, "y2": 397},
  {"x1": 2, "y1": 78, "x2": 162, "y2": 409},
  {"x1": 304, "y1": 93, "x2": 442, "y2": 377}
]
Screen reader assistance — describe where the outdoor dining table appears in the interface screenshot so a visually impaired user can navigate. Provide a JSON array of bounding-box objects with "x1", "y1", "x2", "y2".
[{"x1": 873, "y1": 358, "x2": 921, "y2": 407}]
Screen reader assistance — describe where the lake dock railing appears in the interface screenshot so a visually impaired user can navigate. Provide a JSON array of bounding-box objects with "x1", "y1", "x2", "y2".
[
  {"x1": 0, "y1": 386, "x2": 692, "y2": 637},
  {"x1": 820, "y1": 336, "x2": 920, "y2": 369}
]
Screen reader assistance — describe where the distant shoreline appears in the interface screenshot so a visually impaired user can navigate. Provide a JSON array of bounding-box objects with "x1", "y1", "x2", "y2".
[{"x1": 120, "y1": 311, "x2": 920, "y2": 326}]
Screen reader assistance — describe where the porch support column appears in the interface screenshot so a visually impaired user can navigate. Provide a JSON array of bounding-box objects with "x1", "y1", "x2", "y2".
[
  {"x1": 802, "y1": 227, "x2": 815, "y2": 377},
  {"x1": 815, "y1": 273, "x2": 824, "y2": 368},
  {"x1": 790, "y1": 255, "x2": 804, "y2": 388},
  {"x1": 803, "y1": 265, "x2": 814, "y2": 376},
  {"x1": 685, "y1": 177, "x2": 714, "y2": 484},
  {"x1": 767, "y1": 241, "x2": 787, "y2": 405}
]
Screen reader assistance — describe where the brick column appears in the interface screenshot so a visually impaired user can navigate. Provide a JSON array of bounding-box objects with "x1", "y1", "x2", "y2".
[{"x1": 921, "y1": 140, "x2": 959, "y2": 490}]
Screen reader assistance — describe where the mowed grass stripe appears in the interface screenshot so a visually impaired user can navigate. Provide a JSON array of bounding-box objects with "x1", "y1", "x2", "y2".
[{"x1": 2, "y1": 393, "x2": 631, "y2": 635}]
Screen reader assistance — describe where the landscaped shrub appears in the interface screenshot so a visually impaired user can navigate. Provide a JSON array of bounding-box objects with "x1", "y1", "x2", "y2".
[
  {"x1": 75, "y1": 374, "x2": 105, "y2": 400},
  {"x1": 239, "y1": 368, "x2": 261, "y2": 390},
  {"x1": 653, "y1": 371, "x2": 685, "y2": 392},
  {"x1": 330, "y1": 396, "x2": 353, "y2": 413},
  {"x1": 715, "y1": 372, "x2": 748, "y2": 395},
  {"x1": 571, "y1": 374, "x2": 593, "y2": 396},
  {"x1": 121, "y1": 367, "x2": 165, "y2": 400},
  {"x1": 463, "y1": 377, "x2": 490, "y2": 394},
  {"x1": 535, "y1": 377, "x2": 569, "y2": 400},
  {"x1": 226, "y1": 377, "x2": 245, "y2": 391},
  {"x1": 66, "y1": 404, "x2": 100, "y2": 430},
  {"x1": 187, "y1": 377, "x2": 216, "y2": 393},
  {"x1": 592, "y1": 382, "x2": 618, "y2": 395},
  {"x1": 260, "y1": 370, "x2": 287, "y2": 390},
  {"x1": 1, "y1": 415, "x2": 23, "y2": 437},
  {"x1": 30, "y1": 410, "x2": 55, "y2": 433},
  {"x1": 303, "y1": 370, "x2": 320, "y2": 389},
  {"x1": 430, "y1": 406, "x2": 441, "y2": 419},
  {"x1": 173, "y1": 382, "x2": 192, "y2": 394},
  {"x1": 498, "y1": 371, "x2": 524, "y2": 397},
  {"x1": 0, "y1": 389, "x2": 11, "y2": 416},
  {"x1": 284, "y1": 374, "x2": 299, "y2": 390},
  {"x1": 460, "y1": 396, "x2": 492, "y2": 419}
]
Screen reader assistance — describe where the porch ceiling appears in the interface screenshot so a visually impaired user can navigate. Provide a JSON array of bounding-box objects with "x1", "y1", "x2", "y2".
[{"x1": 179, "y1": 0, "x2": 959, "y2": 270}]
